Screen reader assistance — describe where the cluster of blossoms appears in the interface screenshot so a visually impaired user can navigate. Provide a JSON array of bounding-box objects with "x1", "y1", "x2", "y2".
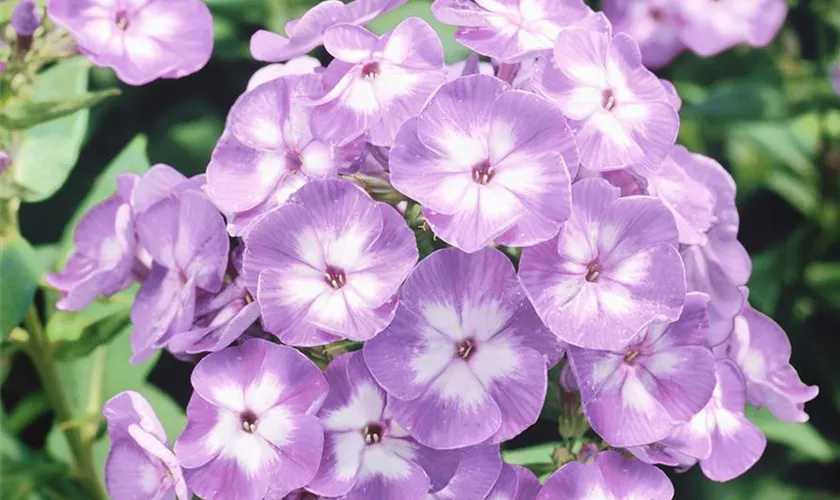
[
  {"x1": 43, "y1": 0, "x2": 820, "y2": 499},
  {"x1": 602, "y1": 0, "x2": 788, "y2": 68}
]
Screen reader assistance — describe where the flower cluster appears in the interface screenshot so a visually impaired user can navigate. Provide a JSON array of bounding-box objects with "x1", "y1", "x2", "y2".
[
  {"x1": 48, "y1": 0, "x2": 818, "y2": 498},
  {"x1": 602, "y1": 0, "x2": 788, "y2": 68}
]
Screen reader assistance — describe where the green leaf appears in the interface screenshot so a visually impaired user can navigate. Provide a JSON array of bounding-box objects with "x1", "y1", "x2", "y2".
[
  {"x1": 0, "y1": 235, "x2": 40, "y2": 337},
  {"x1": 47, "y1": 287, "x2": 136, "y2": 361},
  {"x1": 747, "y1": 406, "x2": 836, "y2": 463},
  {"x1": 11, "y1": 58, "x2": 93, "y2": 202},
  {"x1": 61, "y1": 136, "x2": 151, "y2": 250},
  {"x1": 367, "y1": 0, "x2": 470, "y2": 63},
  {"x1": 680, "y1": 79, "x2": 788, "y2": 121},
  {"x1": 805, "y1": 262, "x2": 840, "y2": 310},
  {"x1": 502, "y1": 442, "x2": 561, "y2": 465},
  {"x1": 0, "y1": 88, "x2": 120, "y2": 130}
]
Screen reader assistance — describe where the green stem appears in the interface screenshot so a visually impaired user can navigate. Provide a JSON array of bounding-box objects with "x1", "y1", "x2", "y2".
[{"x1": 23, "y1": 306, "x2": 107, "y2": 500}]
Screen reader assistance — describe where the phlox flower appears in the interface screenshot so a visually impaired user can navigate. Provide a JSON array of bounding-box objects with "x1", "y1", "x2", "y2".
[
  {"x1": 243, "y1": 179, "x2": 417, "y2": 345},
  {"x1": 308, "y1": 18, "x2": 446, "y2": 147},
  {"x1": 103, "y1": 391, "x2": 188, "y2": 500},
  {"x1": 308, "y1": 351, "x2": 457, "y2": 500},
  {"x1": 364, "y1": 247, "x2": 563, "y2": 449},
  {"x1": 431, "y1": 0, "x2": 594, "y2": 63},
  {"x1": 246, "y1": 56, "x2": 323, "y2": 92},
  {"x1": 207, "y1": 74, "x2": 365, "y2": 237},
  {"x1": 250, "y1": 0, "x2": 408, "y2": 63},
  {"x1": 602, "y1": 0, "x2": 684, "y2": 69},
  {"x1": 485, "y1": 463, "x2": 540, "y2": 500},
  {"x1": 645, "y1": 146, "x2": 716, "y2": 246},
  {"x1": 533, "y1": 25, "x2": 679, "y2": 172},
  {"x1": 130, "y1": 168, "x2": 229, "y2": 362},
  {"x1": 11, "y1": 0, "x2": 41, "y2": 36},
  {"x1": 390, "y1": 74, "x2": 577, "y2": 252},
  {"x1": 678, "y1": 155, "x2": 751, "y2": 345},
  {"x1": 726, "y1": 306, "x2": 818, "y2": 423},
  {"x1": 679, "y1": 0, "x2": 787, "y2": 57},
  {"x1": 175, "y1": 339, "x2": 328, "y2": 500},
  {"x1": 568, "y1": 292, "x2": 716, "y2": 447},
  {"x1": 48, "y1": 0, "x2": 213, "y2": 85},
  {"x1": 519, "y1": 178, "x2": 686, "y2": 351},
  {"x1": 537, "y1": 450, "x2": 673, "y2": 500},
  {"x1": 424, "y1": 446, "x2": 503, "y2": 499},
  {"x1": 47, "y1": 174, "x2": 138, "y2": 311}
]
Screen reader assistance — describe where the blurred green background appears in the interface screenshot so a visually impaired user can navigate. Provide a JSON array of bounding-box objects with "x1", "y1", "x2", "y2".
[{"x1": 2, "y1": 0, "x2": 840, "y2": 498}]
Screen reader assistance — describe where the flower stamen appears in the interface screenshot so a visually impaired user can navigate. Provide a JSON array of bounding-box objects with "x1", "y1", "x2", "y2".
[{"x1": 324, "y1": 266, "x2": 347, "y2": 290}]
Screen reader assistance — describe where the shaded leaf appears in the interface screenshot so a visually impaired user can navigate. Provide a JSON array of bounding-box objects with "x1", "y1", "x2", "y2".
[
  {"x1": 0, "y1": 235, "x2": 40, "y2": 337},
  {"x1": 0, "y1": 88, "x2": 120, "y2": 130},
  {"x1": 747, "y1": 406, "x2": 836, "y2": 463},
  {"x1": 11, "y1": 57, "x2": 93, "y2": 202}
]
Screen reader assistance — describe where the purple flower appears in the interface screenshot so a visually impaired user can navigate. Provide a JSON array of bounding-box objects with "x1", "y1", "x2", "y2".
[
  {"x1": 250, "y1": 0, "x2": 408, "y2": 63},
  {"x1": 678, "y1": 154, "x2": 751, "y2": 345},
  {"x1": 11, "y1": 0, "x2": 41, "y2": 36},
  {"x1": 308, "y1": 18, "x2": 446, "y2": 147},
  {"x1": 390, "y1": 74, "x2": 577, "y2": 252},
  {"x1": 602, "y1": 0, "x2": 684, "y2": 69},
  {"x1": 679, "y1": 0, "x2": 787, "y2": 57},
  {"x1": 103, "y1": 391, "x2": 188, "y2": 500},
  {"x1": 425, "y1": 445, "x2": 503, "y2": 499},
  {"x1": 537, "y1": 450, "x2": 673, "y2": 500},
  {"x1": 166, "y1": 278, "x2": 261, "y2": 356},
  {"x1": 247, "y1": 56, "x2": 322, "y2": 92},
  {"x1": 48, "y1": 0, "x2": 213, "y2": 86},
  {"x1": 485, "y1": 463, "x2": 540, "y2": 500},
  {"x1": 519, "y1": 178, "x2": 686, "y2": 351},
  {"x1": 664, "y1": 360, "x2": 766, "y2": 482},
  {"x1": 364, "y1": 247, "x2": 562, "y2": 449},
  {"x1": 726, "y1": 307, "x2": 818, "y2": 423},
  {"x1": 175, "y1": 339, "x2": 328, "y2": 500},
  {"x1": 130, "y1": 175, "x2": 229, "y2": 362},
  {"x1": 206, "y1": 74, "x2": 365, "y2": 236},
  {"x1": 47, "y1": 174, "x2": 139, "y2": 311},
  {"x1": 0, "y1": 150, "x2": 9, "y2": 174},
  {"x1": 307, "y1": 351, "x2": 455, "y2": 499},
  {"x1": 568, "y1": 292, "x2": 716, "y2": 447},
  {"x1": 646, "y1": 146, "x2": 716, "y2": 245},
  {"x1": 242, "y1": 179, "x2": 417, "y2": 345},
  {"x1": 533, "y1": 26, "x2": 679, "y2": 172},
  {"x1": 431, "y1": 0, "x2": 594, "y2": 63}
]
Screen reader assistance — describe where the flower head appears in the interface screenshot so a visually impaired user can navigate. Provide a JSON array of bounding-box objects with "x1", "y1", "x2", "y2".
[
  {"x1": 664, "y1": 360, "x2": 767, "y2": 482},
  {"x1": 568, "y1": 292, "x2": 716, "y2": 446},
  {"x1": 533, "y1": 26, "x2": 679, "y2": 172},
  {"x1": 485, "y1": 463, "x2": 540, "y2": 500},
  {"x1": 425, "y1": 445, "x2": 503, "y2": 499},
  {"x1": 250, "y1": 0, "x2": 408, "y2": 63},
  {"x1": 308, "y1": 18, "x2": 446, "y2": 146},
  {"x1": 48, "y1": 0, "x2": 213, "y2": 85},
  {"x1": 308, "y1": 351, "x2": 456, "y2": 500},
  {"x1": 390, "y1": 74, "x2": 577, "y2": 252},
  {"x1": 431, "y1": 0, "x2": 594, "y2": 63},
  {"x1": 679, "y1": 0, "x2": 787, "y2": 57},
  {"x1": 646, "y1": 146, "x2": 716, "y2": 246},
  {"x1": 678, "y1": 154, "x2": 751, "y2": 345},
  {"x1": 103, "y1": 391, "x2": 189, "y2": 500},
  {"x1": 537, "y1": 450, "x2": 673, "y2": 499},
  {"x1": 11, "y1": 0, "x2": 41, "y2": 36},
  {"x1": 130, "y1": 169, "x2": 229, "y2": 362},
  {"x1": 602, "y1": 0, "x2": 684, "y2": 68},
  {"x1": 726, "y1": 307, "x2": 818, "y2": 423},
  {"x1": 47, "y1": 174, "x2": 139, "y2": 311},
  {"x1": 175, "y1": 339, "x2": 328, "y2": 500},
  {"x1": 519, "y1": 178, "x2": 686, "y2": 350},
  {"x1": 243, "y1": 179, "x2": 417, "y2": 345},
  {"x1": 365, "y1": 247, "x2": 562, "y2": 449},
  {"x1": 207, "y1": 75, "x2": 365, "y2": 236}
]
